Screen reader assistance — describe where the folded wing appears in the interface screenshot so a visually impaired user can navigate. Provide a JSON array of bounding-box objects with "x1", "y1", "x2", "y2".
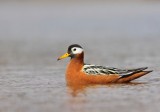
[{"x1": 83, "y1": 64, "x2": 148, "y2": 77}]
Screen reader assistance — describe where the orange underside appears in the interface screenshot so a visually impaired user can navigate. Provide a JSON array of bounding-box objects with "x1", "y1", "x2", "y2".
[
  {"x1": 65, "y1": 53, "x2": 150, "y2": 85},
  {"x1": 66, "y1": 71, "x2": 150, "y2": 85}
]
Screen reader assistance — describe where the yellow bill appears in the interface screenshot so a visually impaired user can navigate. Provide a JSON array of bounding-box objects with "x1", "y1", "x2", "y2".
[{"x1": 57, "y1": 53, "x2": 70, "y2": 60}]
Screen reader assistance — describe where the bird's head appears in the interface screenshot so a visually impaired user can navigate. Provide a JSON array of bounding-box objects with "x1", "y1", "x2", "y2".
[{"x1": 57, "y1": 44, "x2": 84, "y2": 60}]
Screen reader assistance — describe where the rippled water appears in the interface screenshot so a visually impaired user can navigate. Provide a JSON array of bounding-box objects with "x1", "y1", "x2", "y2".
[{"x1": 0, "y1": 1, "x2": 160, "y2": 112}]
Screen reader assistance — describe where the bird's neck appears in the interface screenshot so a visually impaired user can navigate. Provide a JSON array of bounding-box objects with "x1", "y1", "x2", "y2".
[
  {"x1": 66, "y1": 52, "x2": 85, "y2": 85},
  {"x1": 67, "y1": 52, "x2": 84, "y2": 72}
]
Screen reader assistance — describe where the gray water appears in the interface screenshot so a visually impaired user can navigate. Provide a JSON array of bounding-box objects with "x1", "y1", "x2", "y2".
[{"x1": 0, "y1": 1, "x2": 160, "y2": 112}]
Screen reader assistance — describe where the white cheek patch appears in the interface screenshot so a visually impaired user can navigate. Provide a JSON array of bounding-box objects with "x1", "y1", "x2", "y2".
[{"x1": 72, "y1": 47, "x2": 83, "y2": 54}]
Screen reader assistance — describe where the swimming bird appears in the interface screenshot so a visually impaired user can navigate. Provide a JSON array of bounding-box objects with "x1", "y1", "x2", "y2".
[{"x1": 57, "y1": 44, "x2": 152, "y2": 85}]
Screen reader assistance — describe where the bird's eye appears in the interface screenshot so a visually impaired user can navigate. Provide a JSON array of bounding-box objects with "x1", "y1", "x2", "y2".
[{"x1": 73, "y1": 48, "x2": 76, "y2": 51}]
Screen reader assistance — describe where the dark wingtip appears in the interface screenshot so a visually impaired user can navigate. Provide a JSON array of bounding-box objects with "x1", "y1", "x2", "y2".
[
  {"x1": 117, "y1": 70, "x2": 153, "y2": 83},
  {"x1": 144, "y1": 70, "x2": 153, "y2": 74},
  {"x1": 132, "y1": 67, "x2": 149, "y2": 73},
  {"x1": 138, "y1": 67, "x2": 148, "y2": 71}
]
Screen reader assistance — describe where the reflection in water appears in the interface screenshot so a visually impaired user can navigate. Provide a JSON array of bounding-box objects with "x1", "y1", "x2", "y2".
[
  {"x1": 67, "y1": 82, "x2": 145, "y2": 97},
  {"x1": 67, "y1": 84, "x2": 87, "y2": 97},
  {"x1": 65, "y1": 82, "x2": 147, "y2": 112}
]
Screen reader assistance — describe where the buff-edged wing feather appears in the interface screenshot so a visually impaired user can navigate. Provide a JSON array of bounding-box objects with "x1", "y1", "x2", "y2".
[{"x1": 82, "y1": 64, "x2": 148, "y2": 77}]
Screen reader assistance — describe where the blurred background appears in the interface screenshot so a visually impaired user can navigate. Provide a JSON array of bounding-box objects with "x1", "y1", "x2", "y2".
[
  {"x1": 0, "y1": 0, "x2": 160, "y2": 112},
  {"x1": 0, "y1": 0, "x2": 160, "y2": 66}
]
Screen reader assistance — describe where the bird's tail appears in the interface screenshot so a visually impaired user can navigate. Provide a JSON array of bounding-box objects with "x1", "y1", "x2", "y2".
[{"x1": 116, "y1": 68, "x2": 152, "y2": 83}]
